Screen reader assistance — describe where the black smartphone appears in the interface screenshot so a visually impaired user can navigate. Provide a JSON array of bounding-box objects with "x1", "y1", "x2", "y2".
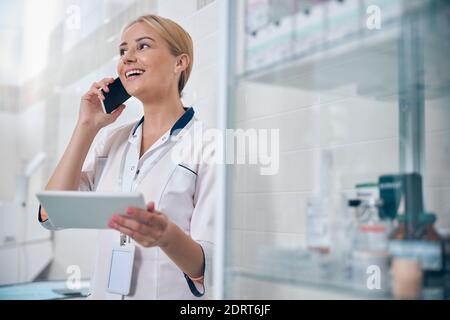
[{"x1": 100, "y1": 77, "x2": 131, "y2": 114}]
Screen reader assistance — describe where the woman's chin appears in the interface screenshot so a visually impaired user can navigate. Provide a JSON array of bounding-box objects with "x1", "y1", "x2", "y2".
[
  {"x1": 124, "y1": 85, "x2": 142, "y2": 97},
  {"x1": 127, "y1": 89, "x2": 148, "y2": 102}
]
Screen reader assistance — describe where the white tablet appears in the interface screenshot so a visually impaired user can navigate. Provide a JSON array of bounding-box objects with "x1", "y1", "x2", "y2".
[{"x1": 36, "y1": 191, "x2": 146, "y2": 229}]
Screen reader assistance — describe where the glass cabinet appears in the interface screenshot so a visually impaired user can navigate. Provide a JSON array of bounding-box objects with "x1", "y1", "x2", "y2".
[{"x1": 223, "y1": 0, "x2": 450, "y2": 299}]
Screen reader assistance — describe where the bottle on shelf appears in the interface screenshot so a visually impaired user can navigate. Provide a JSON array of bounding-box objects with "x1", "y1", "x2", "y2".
[
  {"x1": 415, "y1": 213, "x2": 445, "y2": 300},
  {"x1": 347, "y1": 184, "x2": 391, "y2": 292},
  {"x1": 389, "y1": 212, "x2": 445, "y2": 300}
]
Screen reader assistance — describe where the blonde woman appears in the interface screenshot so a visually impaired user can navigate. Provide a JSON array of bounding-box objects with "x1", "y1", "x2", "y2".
[{"x1": 38, "y1": 14, "x2": 216, "y2": 299}]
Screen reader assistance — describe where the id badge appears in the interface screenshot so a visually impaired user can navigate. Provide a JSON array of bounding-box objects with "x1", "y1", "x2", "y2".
[{"x1": 107, "y1": 243, "x2": 135, "y2": 295}]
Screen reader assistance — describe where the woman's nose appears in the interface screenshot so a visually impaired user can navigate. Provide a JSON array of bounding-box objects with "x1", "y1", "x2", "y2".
[{"x1": 122, "y1": 49, "x2": 137, "y2": 64}]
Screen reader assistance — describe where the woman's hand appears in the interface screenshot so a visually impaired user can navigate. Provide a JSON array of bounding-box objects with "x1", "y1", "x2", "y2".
[
  {"x1": 78, "y1": 77, "x2": 126, "y2": 131},
  {"x1": 108, "y1": 202, "x2": 173, "y2": 248}
]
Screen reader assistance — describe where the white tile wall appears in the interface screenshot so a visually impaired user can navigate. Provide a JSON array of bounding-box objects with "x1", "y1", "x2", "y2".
[
  {"x1": 243, "y1": 149, "x2": 317, "y2": 193},
  {"x1": 426, "y1": 187, "x2": 450, "y2": 231},
  {"x1": 320, "y1": 96, "x2": 398, "y2": 147},
  {"x1": 235, "y1": 81, "x2": 345, "y2": 124},
  {"x1": 425, "y1": 131, "x2": 450, "y2": 188},
  {"x1": 425, "y1": 94, "x2": 450, "y2": 133},
  {"x1": 0, "y1": 112, "x2": 18, "y2": 200},
  {"x1": 244, "y1": 192, "x2": 308, "y2": 235},
  {"x1": 157, "y1": 0, "x2": 198, "y2": 22},
  {"x1": 424, "y1": 93, "x2": 450, "y2": 231},
  {"x1": 330, "y1": 138, "x2": 399, "y2": 190},
  {"x1": 168, "y1": 0, "x2": 221, "y2": 127},
  {"x1": 15, "y1": 100, "x2": 51, "y2": 242},
  {"x1": 239, "y1": 106, "x2": 320, "y2": 152}
]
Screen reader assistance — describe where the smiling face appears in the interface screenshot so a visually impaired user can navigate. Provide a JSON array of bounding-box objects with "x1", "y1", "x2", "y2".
[{"x1": 117, "y1": 22, "x2": 182, "y2": 101}]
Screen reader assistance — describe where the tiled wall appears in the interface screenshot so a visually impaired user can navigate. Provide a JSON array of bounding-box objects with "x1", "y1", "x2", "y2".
[
  {"x1": 424, "y1": 94, "x2": 450, "y2": 229},
  {"x1": 158, "y1": 0, "x2": 221, "y2": 127}
]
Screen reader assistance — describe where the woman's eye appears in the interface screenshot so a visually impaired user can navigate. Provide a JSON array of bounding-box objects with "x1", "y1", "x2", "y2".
[
  {"x1": 139, "y1": 43, "x2": 150, "y2": 50},
  {"x1": 119, "y1": 48, "x2": 126, "y2": 56}
]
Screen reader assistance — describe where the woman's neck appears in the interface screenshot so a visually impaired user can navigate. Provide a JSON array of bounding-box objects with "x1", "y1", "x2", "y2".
[{"x1": 141, "y1": 96, "x2": 186, "y2": 136}]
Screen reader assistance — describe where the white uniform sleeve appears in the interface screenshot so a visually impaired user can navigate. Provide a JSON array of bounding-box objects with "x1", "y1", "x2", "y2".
[
  {"x1": 189, "y1": 139, "x2": 218, "y2": 296},
  {"x1": 78, "y1": 132, "x2": 110, "y2": 192},
  {"x1": 38, "y1": 130, "x2": 110, "y2": 230}
]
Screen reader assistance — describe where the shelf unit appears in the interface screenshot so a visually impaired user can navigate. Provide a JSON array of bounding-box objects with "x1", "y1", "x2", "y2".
[{"x1": 223, "y1": 0, "x2": 450, "y2": 299}]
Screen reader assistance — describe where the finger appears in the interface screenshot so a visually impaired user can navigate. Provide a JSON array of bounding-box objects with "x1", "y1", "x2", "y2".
[
  {"x1": 100, "y1": 78, "x2": 115, "y2": 91},
  {"x1": 147, "y1": 201, "x2": 155, "y2": 212},
  {"x1": 96, "y1": 88, "x2": 105, "y2": 100},
  {"x1": 87, "y1": 86, "x2": 104, "y2": 100},
  {"x1": 91, "y1": 82, "x2": 101, "y2": 90},
  {"x1": 102, "y1": 77, "x2": 115, "y2": 84},
  {"x1": 111, "y1": 104, "x2": 126, "y2": 115},
  {"x1": 108, "y1": 215, "x2": 163, "y2": 246},
  {"x1": 126, "y1": 206, "x2": 162, "y2": 225},
  {"x1": 85, "y1": 88, "x2": 99, "y2": 98},
  {"x1": 84, "y1": 90, "x2": 104, "y2": 102},
  {"x1": 146, "y1": 202, "x2": 164, "y2": 219},
  {"x1": 111, "y1": 214, "x2": 153, "y2": 235},
  {"x1": 125, "y1": 207, "x2": 154, "y2": 224},
  {"x1": 126, "y1": 208, "x2": 166, "y2": 231}
]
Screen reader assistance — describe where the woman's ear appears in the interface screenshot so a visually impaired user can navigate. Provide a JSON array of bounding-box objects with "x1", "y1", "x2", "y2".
[{"x1": 174, "y1": 53, "x2": 190, "y2": 73}]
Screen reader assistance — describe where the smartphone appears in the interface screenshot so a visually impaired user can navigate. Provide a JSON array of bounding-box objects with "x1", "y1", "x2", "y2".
[{"x1": 100, "y1": 77, "x2": 131, "y2": 114}]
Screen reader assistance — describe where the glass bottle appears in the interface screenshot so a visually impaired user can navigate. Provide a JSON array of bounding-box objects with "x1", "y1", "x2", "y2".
[{"x1": 415, "y1": 213, "x2": 444, "y2": 300}]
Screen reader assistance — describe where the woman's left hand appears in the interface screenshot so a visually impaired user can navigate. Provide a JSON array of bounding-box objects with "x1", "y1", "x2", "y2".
[{"x1": 108, "y1": 201, "x2": 172, "y2": 248}]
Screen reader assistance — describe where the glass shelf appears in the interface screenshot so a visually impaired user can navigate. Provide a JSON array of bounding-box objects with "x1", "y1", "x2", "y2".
[
  {"x1": 224, "y1": 0, "x2": 450, "y2": 300},
  {"x1": 245, "y1": 0, "x2": 324, "y2": 36},
  {"x1": 228, "y1": 268, "x2": 391, "y2": 299},
  {"x1": 239, "y1": 0, "x2": 449, "y2": 101}
]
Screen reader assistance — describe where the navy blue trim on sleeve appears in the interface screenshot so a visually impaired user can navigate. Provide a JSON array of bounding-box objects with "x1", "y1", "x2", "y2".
[
  {"x1": 183, "y1": 243, "x2": 206, "y2": 297},
  {"x1": 184, "y1": 273, "x2": 205, "y2": 297},
  {"x1": 38, "y1": 204, "x2": 45, "y2": 222}
]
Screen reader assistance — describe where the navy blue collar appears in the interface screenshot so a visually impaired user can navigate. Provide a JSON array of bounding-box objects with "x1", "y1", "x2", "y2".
[{"x1": 132, "y1": 107, "x2": 195, "y2": 137}]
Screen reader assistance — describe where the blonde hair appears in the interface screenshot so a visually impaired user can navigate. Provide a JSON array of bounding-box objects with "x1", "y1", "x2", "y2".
[{"x1": 123, "y1": 14, "x2": 194, "y2": 97}]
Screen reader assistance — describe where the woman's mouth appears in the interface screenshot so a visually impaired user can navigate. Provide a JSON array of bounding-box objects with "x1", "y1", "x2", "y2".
[{"x1": 125, "y1": 69, "x2": 145, "y2": 81}]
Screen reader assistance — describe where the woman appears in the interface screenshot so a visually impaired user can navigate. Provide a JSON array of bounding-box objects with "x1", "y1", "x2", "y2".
[{"x1": 38, "y1": 14, "x2": 216, "y2": 299}]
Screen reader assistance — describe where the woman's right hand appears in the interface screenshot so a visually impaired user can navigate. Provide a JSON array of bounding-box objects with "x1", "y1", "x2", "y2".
[{"x1": 78, "y1": 77, "x2": 126, "y2": 131}]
